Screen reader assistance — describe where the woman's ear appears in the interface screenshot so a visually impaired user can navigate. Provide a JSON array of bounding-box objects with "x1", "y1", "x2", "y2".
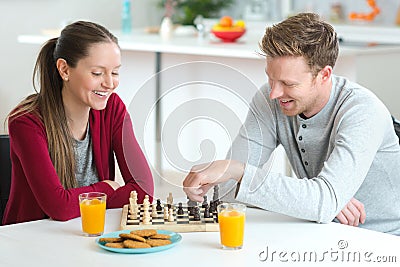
[{"x1": 56, "y1": 58, "x2": 70, "y2": 81}]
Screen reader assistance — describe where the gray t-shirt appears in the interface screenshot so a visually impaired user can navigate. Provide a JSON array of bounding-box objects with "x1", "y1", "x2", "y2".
[
  {"x1": 74, "y1": 125, "x2": 100, "y2": 187},
  {"x1": 221, "y1": 75, "x2": 400, "y2": 235}
]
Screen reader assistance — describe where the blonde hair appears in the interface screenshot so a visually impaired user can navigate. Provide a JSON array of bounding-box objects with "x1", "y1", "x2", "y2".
[
  {"x1": 259, "y1": 13, "x2": 339, "y2": 76},
  {"x1": 7, "y1": 21, "x2": 119, "y2": 189}
]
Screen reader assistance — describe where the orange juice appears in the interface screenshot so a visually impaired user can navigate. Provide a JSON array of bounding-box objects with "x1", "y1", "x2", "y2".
[
  {"x1": 218, "y1": 207, "x2": 246, "y2": 249},
  {"x1": 79, "y1": 193, "x2": 106, "y2": 236}
]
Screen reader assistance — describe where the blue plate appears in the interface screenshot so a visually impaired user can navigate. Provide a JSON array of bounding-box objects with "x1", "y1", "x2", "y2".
[{"x1": 96, "y1": 229, "x2": 182, "y2": 254}]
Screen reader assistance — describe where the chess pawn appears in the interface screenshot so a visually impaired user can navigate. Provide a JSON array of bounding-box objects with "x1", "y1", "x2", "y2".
[
  {"x1": 168, "y1": 208, "x2": 175, "y2": 222},
  {"x1": 130, "y1": 211, "x2": 137, "y2": 220},
  {"x1": 164, "y1": 206, "x2": 169, "y2": 220},
  {"x1": 142, "y1": 209, "x2": 151, "y2": 225},
  {"x1": 151, "y1": 204, "x2": 158, "y2": 217}
]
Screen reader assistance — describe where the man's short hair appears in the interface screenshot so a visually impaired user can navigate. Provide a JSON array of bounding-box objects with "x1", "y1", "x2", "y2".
[{"x1": 260, "y1": 13, "x2": 339, "y2": 76}]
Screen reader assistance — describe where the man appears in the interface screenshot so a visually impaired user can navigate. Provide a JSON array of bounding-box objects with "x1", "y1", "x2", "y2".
[{"x1": 183, "y1": 13, "x2": 400, "y2": 235}]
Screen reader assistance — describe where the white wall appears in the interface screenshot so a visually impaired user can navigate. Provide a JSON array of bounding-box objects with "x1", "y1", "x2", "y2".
[{"x1": 0, "y1": 0, "x2": 161, "y2": 134}]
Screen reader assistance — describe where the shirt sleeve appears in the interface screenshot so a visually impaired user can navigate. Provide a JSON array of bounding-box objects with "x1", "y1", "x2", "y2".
[
  {"x1": 220, "y1": 88, "x2": 278, "y2": 201},
  {"x1": 9, "y1": 115, "x2": 114, "y2": 221}
]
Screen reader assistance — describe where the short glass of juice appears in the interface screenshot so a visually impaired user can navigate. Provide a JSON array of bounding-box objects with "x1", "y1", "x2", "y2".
[
  {"x1": 79, "y1": 192, "x2": 107, "y2": 237},
  {"x1": 217, "y1": 203, "x2": 246, "y2": 250}
]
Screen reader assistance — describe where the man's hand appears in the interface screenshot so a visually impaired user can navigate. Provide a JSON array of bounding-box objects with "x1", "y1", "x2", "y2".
[
  {"x1": 336, "y1": 198, "x2": 366, "y2": 226},
  {"x1": 182, "y1": 160, "x2": 244, "y2": 202}
]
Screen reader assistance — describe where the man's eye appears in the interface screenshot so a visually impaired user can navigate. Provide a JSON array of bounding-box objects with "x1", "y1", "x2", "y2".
[
  {"x1": 92, "y1": 72, "x2": 102, "y2": 76},
  {"x1": 112, "y1": 72, "x2": 119, "y2": 76},
  {"x1": 283, "y1": 82, "x2": 295, "y2": 87}
]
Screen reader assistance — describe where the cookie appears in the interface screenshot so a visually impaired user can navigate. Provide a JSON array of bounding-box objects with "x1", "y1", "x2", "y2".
[
  {"x1": 99, "y1": 237, "x2": 123, "y2": 243},
  {"x1": 146, "y1": 239, "x2": 172, "y2": 247},
  {"x1": 149, "y1": 234, "x2": 171, "y2": 240},
  {"x1": 105, "y1": 242, "x2": 125, "y2": 248},
  {"x1": 119, "y1": 233, "x2": 146, "y2": 242},
  {"x1": 130, "y1": 229, "x2": 157, "y2": 237},
  {"x1": 123, "y1": 239, "x2": 151, "y2": 249}
]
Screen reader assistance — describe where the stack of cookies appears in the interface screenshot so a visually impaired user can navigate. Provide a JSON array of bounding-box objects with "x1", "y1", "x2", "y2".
[{"x1": 99, "y1": 229, "x2": 172, "y2": 249}]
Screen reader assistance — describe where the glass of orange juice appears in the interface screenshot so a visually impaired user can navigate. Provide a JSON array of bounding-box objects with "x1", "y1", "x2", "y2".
[
  {"x1": 217, "y1": 203, "x2": 246, "y2": 250},
  {"x1": 79, "y1": 192, "x2": 107, "y2": 237}
]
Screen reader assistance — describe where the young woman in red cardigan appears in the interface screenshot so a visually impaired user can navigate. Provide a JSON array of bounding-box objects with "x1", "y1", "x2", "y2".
[{"x1": 3, "y1": 21, "x2": 154, "y2": 225}]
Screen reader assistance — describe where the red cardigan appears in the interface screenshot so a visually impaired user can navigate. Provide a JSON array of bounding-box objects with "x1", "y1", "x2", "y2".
[{"x1": 3, "y1": 93, "x2": 154, "y2": 225}]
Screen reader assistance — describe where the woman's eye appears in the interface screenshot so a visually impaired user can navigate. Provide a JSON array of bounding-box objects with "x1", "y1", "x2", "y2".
[
  {"x1": 112, "y1": 72, "x2": 119, "y2": 76},
  {"x1": 92, "y1": 72, "x2": 102, "y2": 76}
]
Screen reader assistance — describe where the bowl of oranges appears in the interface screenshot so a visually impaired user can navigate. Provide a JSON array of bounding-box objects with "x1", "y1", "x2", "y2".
[{"x1": 211, "y1": 16, "x2": 246, "y2": 42}]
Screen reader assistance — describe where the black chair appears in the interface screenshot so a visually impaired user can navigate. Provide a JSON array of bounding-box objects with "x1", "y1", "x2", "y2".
[
  {"x1": 0, "y1": 135, "x2": 11, "y2": 225},
  {"x1": 392, "y1": 116, "x2": 400, "y2": 144}
]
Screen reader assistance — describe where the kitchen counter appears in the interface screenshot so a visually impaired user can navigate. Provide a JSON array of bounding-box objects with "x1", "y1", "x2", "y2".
[{"x1": 18, "y1": 26, "x2": 400, "y2": 59}]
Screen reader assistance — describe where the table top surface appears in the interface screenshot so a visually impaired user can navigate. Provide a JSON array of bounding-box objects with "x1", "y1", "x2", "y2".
[{"x1": 0, "y1": 207, "x2": 398, "y2": 267}]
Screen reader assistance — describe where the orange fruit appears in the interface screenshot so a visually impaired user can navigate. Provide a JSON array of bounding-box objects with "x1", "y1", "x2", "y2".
[{"x1": 219, "y1": 16, "x2": 233, "y2": 27}]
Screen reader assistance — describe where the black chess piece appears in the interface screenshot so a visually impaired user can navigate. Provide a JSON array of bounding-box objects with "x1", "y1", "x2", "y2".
[
  {"x1": 202, "y1": 195, "x2": 208, "y2": 208},
  {"x1": 177, "y1": 202, "x2": 184, "y2": 215},
  {"x1": 189, "y1": 206, "x2": 195, "y2": 216},
  {"x1": 156, "y1": 199, "x2": 162, "y2": 211},
  {"x1": 209, "y1": 200, "x2": 215, "y2": 213},
  {"x1": 204, "y1": 205, "x2": 211, "y2": 218},
  {"x1": 213, "y1": 185, "x2": 219, "y2": 201}
]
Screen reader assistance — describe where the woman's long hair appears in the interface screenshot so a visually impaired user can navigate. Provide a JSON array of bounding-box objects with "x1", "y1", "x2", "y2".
[{"x1": 7, "y1": 21, "x2": 119, "y2": 189}]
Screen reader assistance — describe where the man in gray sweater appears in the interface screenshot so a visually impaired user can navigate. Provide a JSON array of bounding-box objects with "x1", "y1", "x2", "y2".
[{"x1": 183, "y1": 13, "x2": 400, "y2": 235}]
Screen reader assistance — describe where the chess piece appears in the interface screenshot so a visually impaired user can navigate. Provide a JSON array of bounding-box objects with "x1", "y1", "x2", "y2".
[
  {"x1": 194, "y1": 206, "x2": 201, "y2": 221},
  {"x1": 143, "y1": 195, "x2": 150, "y2": 206},
  {"x1": 202, "y1": 196, "x2": 208, "y2": 208},
  {"x1": 164, "y1": 206, "x2": 169, "y2": 220},
  {"x1": 151, "y1": 203, "x2": 158, "y2": 217},
  {"x1": 177, "y1": 202, "x2": 184, "y2": 215},
  {"x1": 189, "y1": 206, "x2": 195, "y2": 216},
  {"x1": 212, "y1": 185, "x2": 219, "y2": 201},
  {"x1": 142, "y1": 203, "x2": 151, "y2": 225},
  {"x1": 204, "y1": 205, "x2": 211, "y2": 218},
  {"x1": 209, "y1": 200, "x2": 215, "y2": 213},
  {"x1": 167, "y1": 192, "x2": 173, "y2": 205},
  {"x1": 156, "y1": 199, "x2": 163, "y2": 211},
  {"x1": 168, "y1": 208, "x2": 175, "y2": 222},
  {"x1": 130, "y1": 190, "x2": 138, "y2": 200}
]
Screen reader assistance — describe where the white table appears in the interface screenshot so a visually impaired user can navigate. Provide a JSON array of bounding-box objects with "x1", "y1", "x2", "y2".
[{"x1": 0, "y1": 207, "x2": 398, "y2": 267}]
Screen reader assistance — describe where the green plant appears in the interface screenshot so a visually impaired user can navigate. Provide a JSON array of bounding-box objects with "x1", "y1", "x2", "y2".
[{"x1": 159, "y1": 0, "x2": 234, "y2": 25}]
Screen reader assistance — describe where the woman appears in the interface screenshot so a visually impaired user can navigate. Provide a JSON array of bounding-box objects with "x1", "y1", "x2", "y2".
[{"x1": 3, "y1": 21, "x2": 154, "y2": 225}]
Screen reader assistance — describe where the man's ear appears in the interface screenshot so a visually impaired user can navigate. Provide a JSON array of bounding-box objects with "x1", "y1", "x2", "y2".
[
  {"x1": 56, "y1": 58, "x2": 70, "y2": 81},
  {"x1": 320, "y1": 65, "x2": 332, "y2": 82}
]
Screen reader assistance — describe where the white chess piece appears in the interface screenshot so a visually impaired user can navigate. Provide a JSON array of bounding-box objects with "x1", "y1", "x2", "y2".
[
  {"x1": 168, "y1": 208, "x2": 175, "y2": 222},
  {"x1": 142, "y1": 204, "x2": 151, "y2": 225},
  {"x1": 164, "y1": 206, "x2": 169, "y2": 220},
  {"x1": 151, "y1": 204, "x2": 158, "y2": 218},
  {"x1": 167, "y1": 192, "x2": 173, "y2": 205}
]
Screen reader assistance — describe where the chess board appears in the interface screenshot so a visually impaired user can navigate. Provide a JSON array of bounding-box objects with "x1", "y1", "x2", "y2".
[{"x1": 120, "y1": 204, "x2": 220, "y2": 232}]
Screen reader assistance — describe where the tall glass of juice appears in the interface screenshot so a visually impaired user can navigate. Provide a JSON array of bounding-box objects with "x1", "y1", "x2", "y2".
[
  {"x1": 217, "y1": 203, "x2": 246, "y2": 250},
  {"x1": 79, "y1": 192, "x2": 107, "y2": 237}
]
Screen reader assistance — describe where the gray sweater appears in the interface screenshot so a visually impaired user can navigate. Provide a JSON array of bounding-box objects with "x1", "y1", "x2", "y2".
[{"x1": 221, "y1": 75, "x2": 400, "y2": 235}]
